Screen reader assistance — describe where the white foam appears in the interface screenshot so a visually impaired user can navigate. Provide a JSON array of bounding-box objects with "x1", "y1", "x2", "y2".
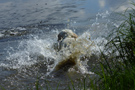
[
  {"x1": 0, "y1": 28, "x2": 108, "y2": 75},
  {"x1": 3, "y1": 35, "x2": 56, "y2": 69},
  {"x1": 16, "y1": 27, "x2": 26, "y2": 31},
  {"x1": 0, "y1": 33, "x2": 4, "y2": 38}
]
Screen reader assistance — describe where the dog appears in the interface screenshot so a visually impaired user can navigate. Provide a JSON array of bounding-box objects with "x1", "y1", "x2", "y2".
[{"x1": 52, "y1": 29, "x2": 87, "y2": 73}]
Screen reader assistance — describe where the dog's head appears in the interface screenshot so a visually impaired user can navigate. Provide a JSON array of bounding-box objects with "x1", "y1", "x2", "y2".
[{"x1": 57, "y1": 29, "x2": 78, "y2": 41}]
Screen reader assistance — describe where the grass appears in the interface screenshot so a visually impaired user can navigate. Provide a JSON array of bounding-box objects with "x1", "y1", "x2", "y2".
[
  {"x1": 0, "y1": 85, "x2": 6, "y2": 90},
  {"x1": 92, "y1": 2, "x2": 135, "y2": 90}
]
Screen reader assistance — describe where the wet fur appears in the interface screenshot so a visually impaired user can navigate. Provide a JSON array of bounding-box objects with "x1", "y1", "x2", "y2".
[{"x1": 53, "y1": 29, "x2": 80, "y2": 71}]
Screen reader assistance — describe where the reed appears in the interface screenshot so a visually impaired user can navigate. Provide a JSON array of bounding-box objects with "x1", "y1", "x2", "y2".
[
  {"x1": 0, "y1": 85, "x2": 6, "y2": 90},
  {"x1": 93, "y1": 2, "x2": 135, "y2": 90}
]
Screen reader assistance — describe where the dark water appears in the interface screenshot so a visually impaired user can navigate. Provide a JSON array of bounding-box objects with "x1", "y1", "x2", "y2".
[{"x1": 0, "y1": 0, "x2": 134, "y2": 89}]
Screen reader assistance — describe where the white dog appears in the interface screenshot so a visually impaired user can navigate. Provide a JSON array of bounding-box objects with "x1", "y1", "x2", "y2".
[{"x1": 52, "y1": 29, "x2": 87, "y2": 72}]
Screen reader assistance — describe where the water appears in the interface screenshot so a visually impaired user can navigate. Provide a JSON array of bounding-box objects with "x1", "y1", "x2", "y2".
[{"x1": 0, "y1": 0, "x2": 134, "y2": 89}]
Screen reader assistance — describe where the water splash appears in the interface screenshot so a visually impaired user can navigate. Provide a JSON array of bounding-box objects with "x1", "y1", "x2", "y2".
[
  {"x1": 1, "y1": 35, "x2": 56, "y2": 70},
  {"x1": 0, "y1": 11, "x2": 121, "y2": 76},
  {"x1": 1, "y1": 29, "x2": 97, "y2": 75},
  {"x1": 48, "y1": 31, "x2": 95, "y2": 75}
]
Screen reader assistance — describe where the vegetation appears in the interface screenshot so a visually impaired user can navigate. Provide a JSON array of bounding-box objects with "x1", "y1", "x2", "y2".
[{"x1": 93, "y1": 2, "x2": 135, "y2": 90}]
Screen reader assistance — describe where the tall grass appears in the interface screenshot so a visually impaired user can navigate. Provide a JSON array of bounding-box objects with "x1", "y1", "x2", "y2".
[
  {"x1": 0, "y1": 85, "x2": 6, "y2": 90},
  {"x1": 93, "y1": 2, "x2": 135, "y2": 90}
]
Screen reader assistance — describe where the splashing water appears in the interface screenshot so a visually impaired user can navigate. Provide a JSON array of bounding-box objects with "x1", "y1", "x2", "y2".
[
  {"x1": 49, "y1": 31, "x2": 95, "y2": 75},
  {"x1": 2, "y1": 36, "x2": 55, "y2": 69},
  {"x1": 1, "y1": 29, "x2": 99, "y2": 76},
  {"x1": 0, "y1": 11, "x2": 114, "y2": 76}
]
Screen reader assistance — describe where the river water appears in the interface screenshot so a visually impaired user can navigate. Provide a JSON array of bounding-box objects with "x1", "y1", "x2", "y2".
[{"x1": 0, "y1": 0, "x2": 134, "y2": 89}]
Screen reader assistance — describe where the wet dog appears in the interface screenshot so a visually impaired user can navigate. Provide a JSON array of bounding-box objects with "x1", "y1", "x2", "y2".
[
  {"x1": 50, "y1": 29, "x2": 94, "y2": 75},
  {"x1": 53, "y1": 29, "x2": 82, "y2": 72}
]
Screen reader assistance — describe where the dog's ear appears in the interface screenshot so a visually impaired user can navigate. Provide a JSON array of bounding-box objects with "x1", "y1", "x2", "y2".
[
  {"x1": 57, "y1": 36, "x2": 61, "y2": 41},
  {"x1": 57, "y1": 32, "x2": 68, "y2": 41},
  {"x1": 57, "y1": 36, "x2": 62, "y2": 41}
]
